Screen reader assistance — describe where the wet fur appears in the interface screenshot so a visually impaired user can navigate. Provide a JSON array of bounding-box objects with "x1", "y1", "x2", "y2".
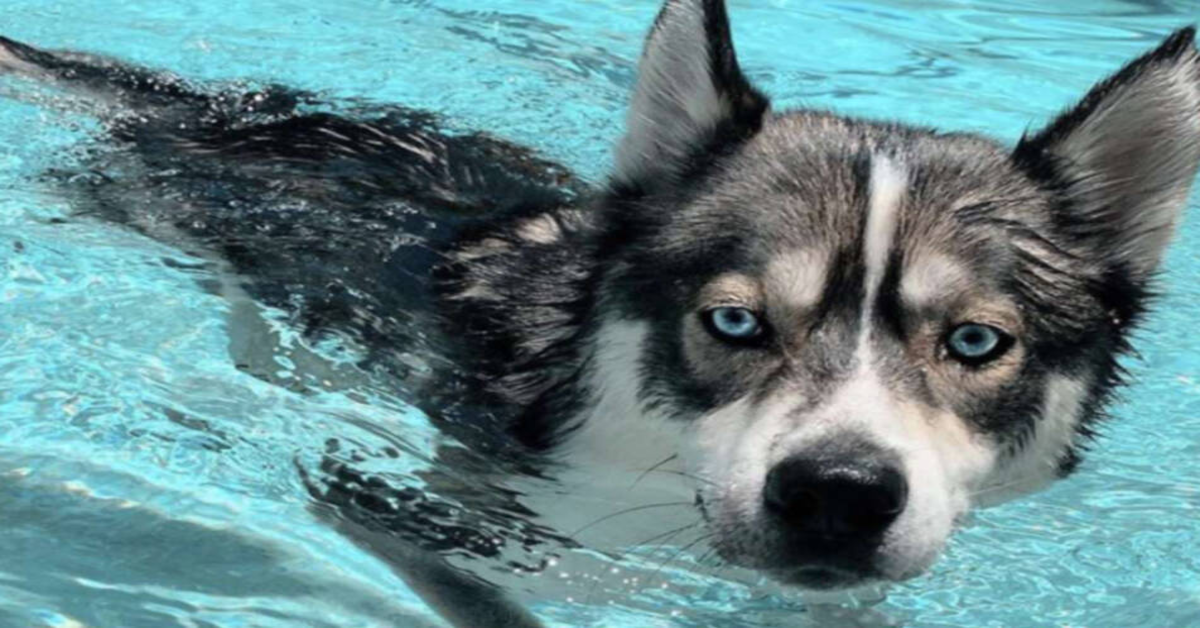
[{"x1": 3, "y1": 2, "x2": 1200, "y2": 625}]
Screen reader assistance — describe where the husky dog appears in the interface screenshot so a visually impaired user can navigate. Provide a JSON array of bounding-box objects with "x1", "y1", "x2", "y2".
[{"x1": 4, "y1": 0, "x2": 1199, "y2": 624}]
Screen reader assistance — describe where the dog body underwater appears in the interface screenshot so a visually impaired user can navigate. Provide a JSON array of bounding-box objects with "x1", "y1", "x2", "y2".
[{"x1": 4, "y1": 0, "x2": 1200, "y2": 623}]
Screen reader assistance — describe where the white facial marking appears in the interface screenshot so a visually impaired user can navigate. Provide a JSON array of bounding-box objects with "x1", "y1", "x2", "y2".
[
  {"x1": 765, "y1": 249, "x2": 828, "y2": 310},
  {"x1": 839, "y1": 153, "x2": 908, "y2": 490},
  {"x1": 561, "y1": 320, "x2": 684, "y2": 471},
  {"x1": 515, "y1": 320, "x2": 696, "y2": 550},
  {"x1": 862, "y1": 154, "x2": 907, "y2": 311},
  {"x1": 857, "y1": 154, "x2": 906, "y2": 363},
  {"x1": 683, "y1": 370, "x2": 998, "y2": 581},
  {"x1": 975, "y1": 374, "x2": 1089, "y2": 506},
  {"x1": 688, "y1": 395, "x2": 763, "y2": 488}
]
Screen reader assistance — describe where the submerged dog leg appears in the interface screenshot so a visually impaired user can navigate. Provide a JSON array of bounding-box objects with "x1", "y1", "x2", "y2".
[
  {"x1": 300, "y1": 460, "x2": 547, "y2": 628},
  {"x1": 319, "y1": 514, "x2": 545, "y2": 628}
]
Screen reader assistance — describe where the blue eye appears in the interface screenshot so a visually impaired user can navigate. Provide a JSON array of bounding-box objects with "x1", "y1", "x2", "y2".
[
  {"x1": 946, "y1": 324, "x2": 1010, "y2": 363},
  {"x1": 704, "y1": 307, "x2": 765, "y2": 343}
]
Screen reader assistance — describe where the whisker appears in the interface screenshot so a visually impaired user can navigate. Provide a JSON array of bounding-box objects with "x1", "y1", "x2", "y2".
[
  {"x1": 566, "y1": 501, "x2": 693, "y2": 540},
  {"x1": 628, "y1": 522, "x2": 702, "y2": 554},
  {"x1": 647, "y1": 532, "x2": 715, "y2": 588},
  {"x1": 650, "y1": 469, "x2": 718, "y2": 487},
  {"x1": 696, "y1": 547, "x2": 719, "y2": 566},
  {"x1": 696, "y1": 547, "x2": 730, "y2": 581},
  {"x1": 692, "y1": 547, "x2": 718, "y2": 572},
  {"x1": 968, "y1": 478, "x2": 1035, "y2": 499},
  {"x1": 583, "y1": 521, "x2": 702, "y2": 605},
  {"x1": 630, "y1": 454, "x2": 679, "y2": 489}
]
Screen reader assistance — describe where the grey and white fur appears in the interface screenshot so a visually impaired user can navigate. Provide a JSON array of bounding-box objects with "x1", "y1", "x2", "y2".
[{"x1": 3, "y1": 0, "x2": 1199, "y2": 623}]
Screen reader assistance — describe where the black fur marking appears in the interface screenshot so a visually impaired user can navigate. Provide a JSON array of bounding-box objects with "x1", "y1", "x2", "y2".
[
  {"x1": 432, "y1": 212, "x2": 602, "y2": 450},
  {"x1": 815, "y1": 246, "x2": 867, "y2": 339},
  {"x1": 647, "y1": 0, "x2": 768, "y2": 120},
  {"x1": 695, "y1": 0, "x2": 770, "y2": 157},
  {"x1": 875, "y1": 247, "x2": 907, "y2": 343}
]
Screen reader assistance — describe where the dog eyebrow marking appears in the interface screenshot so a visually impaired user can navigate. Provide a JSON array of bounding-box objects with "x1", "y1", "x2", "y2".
[
  {"x1": 859, "y1": 153, "x2": 907, "y2": 359},
  {"x1": 699, "y1": 272, "x2": 762, "y2": 307},
  {"x1": 765, "y1": 249, "x2": 827, "y2": 310},
  {"x1": 900, "y1": 253, "x2": 966, "y2": 307}
]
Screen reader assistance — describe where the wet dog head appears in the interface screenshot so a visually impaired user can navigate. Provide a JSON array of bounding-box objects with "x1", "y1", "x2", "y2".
[{"x1": 587, "y1": 0, "x2": 1200, "y2": 588}]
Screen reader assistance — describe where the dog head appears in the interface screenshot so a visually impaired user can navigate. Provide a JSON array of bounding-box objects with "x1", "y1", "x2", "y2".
[{"x1": 586, "y1": 0, "x2": 1200, "y2": 588}]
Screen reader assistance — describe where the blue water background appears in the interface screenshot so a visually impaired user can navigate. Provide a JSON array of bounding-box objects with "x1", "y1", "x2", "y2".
[{"x1": 2, "y1": 0, "x2": 1200, "y2": 626}]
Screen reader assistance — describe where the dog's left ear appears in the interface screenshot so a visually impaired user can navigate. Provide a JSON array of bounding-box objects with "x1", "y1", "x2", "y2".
[
  {"x1": 1013, "y1": 27, "x2": 1200, "y2": 281},
  {"x1": 613, "y1": 0, "x2": 769, "y2": 188}
]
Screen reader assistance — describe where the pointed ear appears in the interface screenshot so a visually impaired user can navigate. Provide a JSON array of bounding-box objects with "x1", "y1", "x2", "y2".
[
  {"x1": 613, "y1": 0, "x2": 769, "y2": 187},
  {"x1": 1013, "y1": 27, "x2": 1200, "y2": 281}
]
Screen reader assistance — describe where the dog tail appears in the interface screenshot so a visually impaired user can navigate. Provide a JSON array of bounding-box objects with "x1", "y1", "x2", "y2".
[
  {"x1": 0, "y1": 35, "x2": 310, "y2": 126},
  {"x1": 0, "y1": 35, "x2": 217, "y2": 112},
  {"x1": 0, "y1": 36, "x2": 55, "y2": 76}
]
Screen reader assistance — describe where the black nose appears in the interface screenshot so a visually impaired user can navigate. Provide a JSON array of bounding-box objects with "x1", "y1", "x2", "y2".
[{"x1": 763, "y1": 450, "x2": 908, "y2": 538}]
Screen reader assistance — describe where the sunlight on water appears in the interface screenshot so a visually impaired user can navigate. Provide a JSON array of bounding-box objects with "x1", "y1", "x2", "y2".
[{"x1": 2, "y1": 0, "x2": 1200, "y2": 626}]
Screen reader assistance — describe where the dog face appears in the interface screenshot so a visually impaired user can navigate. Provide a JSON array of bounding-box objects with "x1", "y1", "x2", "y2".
[{"x1": 585, "y1": 0, "x2": 1200, "y2": 588}]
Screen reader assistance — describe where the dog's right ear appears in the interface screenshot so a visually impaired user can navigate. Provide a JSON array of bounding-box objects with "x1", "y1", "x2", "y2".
[
  {"x1": 1013, "y1": 27, "x2": 1200, "y2": 283},
  {"x1": 613, "y1": 0, "x2": 769, "y2": 188}
]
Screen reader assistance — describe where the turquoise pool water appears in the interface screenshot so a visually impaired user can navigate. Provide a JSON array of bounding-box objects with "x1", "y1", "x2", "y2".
[{"x1": 3, "y1": 0, "x2": 1200, "y2": 626}]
